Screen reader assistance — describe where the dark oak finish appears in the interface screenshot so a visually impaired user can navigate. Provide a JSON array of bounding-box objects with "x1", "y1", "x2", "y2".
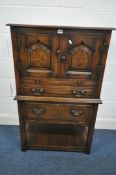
[
  {"x1": 23, "y1": 102, "x2": 92, "y2": 123},
  {"x1": 8, "y1": 24, "x2": 113, "y2": 153},
  {"x1": 22, "y1": 84, "x2": 95, "y2": 98}
]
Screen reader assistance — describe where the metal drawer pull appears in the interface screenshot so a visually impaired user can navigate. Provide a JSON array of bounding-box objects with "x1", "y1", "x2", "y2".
[
  {"x1": 72, "y1": 89, "x2": 86, "y2": 97},
  {"x1": 71, "y1": 109, "x2": 83, "y2": 116},
  {"x1": 31, "y1": 88, "x2": 44, "y2": 95},
  {"x1": 32, "y1": 108, "x2": 44, "y2": 115}
]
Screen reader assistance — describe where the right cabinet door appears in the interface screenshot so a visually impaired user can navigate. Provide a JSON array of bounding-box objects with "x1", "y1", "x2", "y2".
[{"x1": 60, "y1": 30, "x2": 108, "y2": 80}]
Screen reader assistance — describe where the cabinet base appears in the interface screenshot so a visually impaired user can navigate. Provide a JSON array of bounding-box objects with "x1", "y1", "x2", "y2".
[
  {"x1": 20, "y1": 122, "x2": 92, "y2": 154},
  {"x1": 21, "y1": 145, "x2": 91, "y2": 154}
]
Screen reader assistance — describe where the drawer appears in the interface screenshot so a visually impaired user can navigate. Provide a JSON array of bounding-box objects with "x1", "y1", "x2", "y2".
[
  {"x1": 23, "y1": 102, "x2": 92, "y2": 124},
  {"x1": 22, "y1": 78, "x2": 96, "y2": 87},
  {"x1": 22, "y1": 85, "x2": 95, "y2": 98}
]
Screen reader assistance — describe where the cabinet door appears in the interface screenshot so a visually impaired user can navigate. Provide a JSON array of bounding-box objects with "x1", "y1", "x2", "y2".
[
  {"x1": 12, "y1": 29, "x2": 59, "y2": 79},
  {"x1": 60, "y1": 30, "x2": 107, "y2": 79}
]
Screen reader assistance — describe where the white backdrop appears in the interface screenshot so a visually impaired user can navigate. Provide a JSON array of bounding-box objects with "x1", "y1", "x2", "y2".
[{"x1": 0, "y1": 0, "x2": 116, "y2": 129}]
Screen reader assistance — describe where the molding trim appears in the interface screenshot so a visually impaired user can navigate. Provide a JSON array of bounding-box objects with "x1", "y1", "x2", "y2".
[
  {"x1": 95, "y1": 117, "x2": 116, "y2": 130},
  {"x1": 0, "y1": 113, "x2": 116, "y2": 130},
  {"x1": 0, "y1": 113, "x2": 19, "y2": 125}
]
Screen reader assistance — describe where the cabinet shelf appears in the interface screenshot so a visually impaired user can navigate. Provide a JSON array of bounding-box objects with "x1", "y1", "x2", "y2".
[{"x1": 25, "y1": 122, "x2": 88, "y2": 150}]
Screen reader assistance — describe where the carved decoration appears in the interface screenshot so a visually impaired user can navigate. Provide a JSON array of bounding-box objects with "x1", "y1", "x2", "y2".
[
  {"x1": 89, "y1": 41, "x2": 107, "y2": 80},
  {"x1": 28, "y1": 39, "x2": 50, "y2": 69},
  {"x1": 69, "y1": 41, "x2": 93, "y2": 71},
  {"x1": 15, "y1": 37, "x2": 21, "y2": 51}
]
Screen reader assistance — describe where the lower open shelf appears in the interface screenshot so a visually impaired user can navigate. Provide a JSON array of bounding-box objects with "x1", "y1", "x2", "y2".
[{"x1": 25, "y1": 121, "x2": 88, "y2": 151}]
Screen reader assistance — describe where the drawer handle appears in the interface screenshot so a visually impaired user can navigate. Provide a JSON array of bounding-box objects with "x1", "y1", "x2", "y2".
[
  {"x1": 71, "y1": 109, "x2": 83, "y2": 116},
  {"x1": 31, "y1": 88, "x2": 44, "y2": 95},
  {"x1": 72, "y1": 89, "x2": 86, "y2": 97},
  {"x1": 34, "y1": 80, "x2": 41, "y2": 83},
  {"x1": 32, "y1": 108, "x2": 44, "y2": 115}
]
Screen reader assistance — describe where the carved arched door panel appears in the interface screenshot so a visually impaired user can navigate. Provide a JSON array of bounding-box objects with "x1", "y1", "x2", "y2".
[
  {"x1": 60, "y1": 32, "x2": 103, "y2": 79},
  {"x1": 28, "y1": 39, "x2": 50, "y2": 69},
  {"x1": 68, "y1": 41, "x2": 93, "y2": 71},
  {"x1": 14, "y1": 31, "x2": 59, "y2": 79}
]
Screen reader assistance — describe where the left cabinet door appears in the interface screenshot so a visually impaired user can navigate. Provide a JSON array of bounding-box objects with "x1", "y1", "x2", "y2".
[{"x1": 11, "y1": 28, "x2": 59, "y2": 79}]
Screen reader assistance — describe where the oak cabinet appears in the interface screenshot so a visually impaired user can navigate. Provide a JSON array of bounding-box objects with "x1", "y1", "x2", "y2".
[{"x1": 8, "y1": 24, "x2": 113, "y2": 153}]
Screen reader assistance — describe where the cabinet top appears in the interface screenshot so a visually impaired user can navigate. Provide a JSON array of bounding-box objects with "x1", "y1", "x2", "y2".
[{"x1": 6, "y1": 24, "x2": 115, "y2": 30}]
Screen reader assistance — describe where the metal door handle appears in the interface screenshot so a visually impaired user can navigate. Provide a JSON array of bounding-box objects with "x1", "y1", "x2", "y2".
[{"x1": 56, "y1": 49, "x2": 61, "y2": 55}]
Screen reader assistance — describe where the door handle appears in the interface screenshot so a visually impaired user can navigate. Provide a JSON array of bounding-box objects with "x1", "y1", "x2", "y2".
[
  {"x1": 56, "y1": 49, "x2": 61, "y2": 55},
  {"x1": 61, "y1": 55, "x2": 67, "y2": 63}
]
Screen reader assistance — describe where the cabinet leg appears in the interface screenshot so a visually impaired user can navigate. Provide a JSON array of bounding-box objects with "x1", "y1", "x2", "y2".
[
  {"x1": 85, "y1": 148, "x2": 91, "y2": 154},
  {"x1": 21, "y1": 145, "x2": 27, "y2": 152}
]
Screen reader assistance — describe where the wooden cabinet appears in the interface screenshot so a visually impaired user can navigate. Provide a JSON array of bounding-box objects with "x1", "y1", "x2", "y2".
[{"x1": 8, "y1": 24, "x2": 114, "y2": 153}]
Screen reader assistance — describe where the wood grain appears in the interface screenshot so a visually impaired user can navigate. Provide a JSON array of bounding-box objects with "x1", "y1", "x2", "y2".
[{"x1": 15, "y1": 96, "x2": 102, "y2": 104}]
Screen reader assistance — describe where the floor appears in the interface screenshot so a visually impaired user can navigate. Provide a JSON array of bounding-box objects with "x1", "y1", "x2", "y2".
[{"x1": 0, "y1": 125, "x2": 116, "y2": 175}]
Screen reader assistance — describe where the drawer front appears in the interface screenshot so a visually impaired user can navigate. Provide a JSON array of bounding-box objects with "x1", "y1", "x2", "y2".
[
  {"x1": 22, "y1": 85, "x2": 95, "y2": 98},
  {"x1": 23, "y1": 102, "x2": 92, "y2": 123},
  {"x1": 22, "y1": 78, "x2": 96, "y2": 87}
]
